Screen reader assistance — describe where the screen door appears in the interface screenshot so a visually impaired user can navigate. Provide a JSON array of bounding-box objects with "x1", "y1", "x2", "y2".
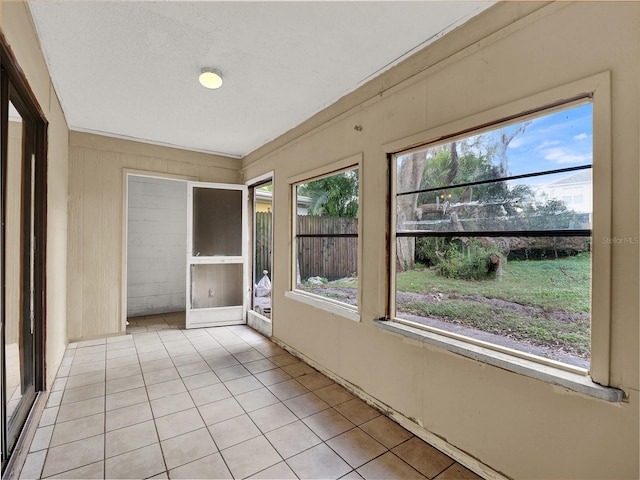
[{"x1": 186, "y1": 182, "x2": 248, "y2": 328}]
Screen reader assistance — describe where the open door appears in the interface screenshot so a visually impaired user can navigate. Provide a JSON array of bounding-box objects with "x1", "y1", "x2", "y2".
[{"x1": 186, "y1": 182, "x2": 248, "y2": 328}]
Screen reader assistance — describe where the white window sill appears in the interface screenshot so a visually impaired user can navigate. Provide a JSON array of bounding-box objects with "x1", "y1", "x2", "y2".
[
  {"x1": 285, "y1": 290, "x2": 360, "y2": 322},
  {"x1": 374, "y1": 319, "x2": 624, "y2": 402}
]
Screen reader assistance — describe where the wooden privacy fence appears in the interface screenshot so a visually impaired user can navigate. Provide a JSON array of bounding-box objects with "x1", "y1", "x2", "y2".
[
  {"x1": 254, "y1": 212, "x2": 358, "y2": 283},
  {"x1": 297, "y1": 215, "x2": 357, "y2": 282},
  {"x1": 255, "y1": 212, "x2": 273, "y2": 282}
]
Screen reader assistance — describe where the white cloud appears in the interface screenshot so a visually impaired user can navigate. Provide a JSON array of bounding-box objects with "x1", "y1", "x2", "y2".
[
  {"x1": 573, "y1": 133, "x2": 589, "y2": 140},
  {"x1": 535, "y1": 140, "x2": 562, "y2": 151},
  {"x1": 543, "y1": 147, "x2": 592, "y2": 164}
]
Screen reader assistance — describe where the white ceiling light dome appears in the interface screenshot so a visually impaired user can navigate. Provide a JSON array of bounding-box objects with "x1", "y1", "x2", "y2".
[{"x1": 199, "y1": 67, "x2": 223, "y2": 89}]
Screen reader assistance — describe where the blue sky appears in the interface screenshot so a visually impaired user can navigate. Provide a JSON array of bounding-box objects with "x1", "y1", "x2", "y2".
[
  {"x1": 497, "y1": 102, "x2": 593, "y2": 182},
  {"x1": 397, "y1": 102, "x2": 593, "y2": 191}
]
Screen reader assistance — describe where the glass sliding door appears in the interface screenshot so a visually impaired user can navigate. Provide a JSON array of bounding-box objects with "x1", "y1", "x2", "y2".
[
  {"x1": 3, "y1": 100, "x2": 37, "y2": 448},
  {"x1": 3, "y1": 101, "x2": 24, "y2": 435},
  {"x1": 1, "y1": 46, "x2": 47, "y2": 472}
]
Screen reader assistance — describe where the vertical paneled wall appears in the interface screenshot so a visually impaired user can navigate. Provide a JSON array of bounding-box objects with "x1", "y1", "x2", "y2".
[
  {"x1": 67, "y1": 132, "x2": 241, "y2": 340},
  {"x1": 127, "y1": 176, "x2": 187, "y2": 317}
]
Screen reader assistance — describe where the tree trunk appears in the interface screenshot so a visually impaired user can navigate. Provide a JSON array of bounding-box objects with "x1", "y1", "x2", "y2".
[
  {"x1": 396, "y1": 152, "x2": 427, "y2": 272},
  {"x1": 498, "y1": 121, "x2": 530, "y2": 175},
  {"x1": 445, "y1": 141, "x2": 458, "y2": 185}
]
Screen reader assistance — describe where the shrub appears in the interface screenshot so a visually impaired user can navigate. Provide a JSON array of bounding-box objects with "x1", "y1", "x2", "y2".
[
  {"x1": 430, "y1": 239, "x2": 503, "y2": 280},
  {"x1": 415, "y1": 237, "x2": 441, "y2": 267}
]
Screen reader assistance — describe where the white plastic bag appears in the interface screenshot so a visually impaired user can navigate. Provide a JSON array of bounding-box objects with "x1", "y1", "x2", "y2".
[{"x1": 255, "y1": 270, "x2": 271, "y2": 297}]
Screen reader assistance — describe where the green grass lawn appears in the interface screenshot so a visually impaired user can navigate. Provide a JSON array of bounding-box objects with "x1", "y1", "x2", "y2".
[
  {"x1": 396, "y1": 253, "x2": 591, "y2": 313},
  {"x1": 401, "y1": 298, "x2": 590, "y2": 357},
  {"x1": 301, "y1": 254, "x2": 591, "y2": 359},
  {"x1": 395, "y1": 254, "x2": 591, "y2": 359}
]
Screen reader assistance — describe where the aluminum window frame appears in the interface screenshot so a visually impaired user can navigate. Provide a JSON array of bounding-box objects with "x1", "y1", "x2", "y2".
[
  {"x1": 383, "y1": 72, "x2": 617, "y2": 394},
  {"x1": 287, "y1": 154, "x2": 363, "y2": 322}
]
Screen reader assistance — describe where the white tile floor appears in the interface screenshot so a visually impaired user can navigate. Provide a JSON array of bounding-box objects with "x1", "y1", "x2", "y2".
[{"x1": 18, "y1": 313, "x2": 481, "y2": 479}]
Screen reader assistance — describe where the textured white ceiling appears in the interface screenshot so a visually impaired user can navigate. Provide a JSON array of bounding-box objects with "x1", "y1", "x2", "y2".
[{"x1": 29, "y1": 1, "x2": 493, "y2": 158}]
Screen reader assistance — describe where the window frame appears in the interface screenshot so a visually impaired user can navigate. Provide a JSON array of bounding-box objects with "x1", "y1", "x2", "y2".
[
  {"x1": 286, "y1": 154, "x2": 362, "y2": 322},
  {"x1": 382, "y1": 72, "x2": 619, "y2": 397}
]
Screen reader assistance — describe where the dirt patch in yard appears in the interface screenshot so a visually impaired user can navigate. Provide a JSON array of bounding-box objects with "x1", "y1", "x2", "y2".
[
  {"x1": 404, "y1": 291, "x2": 589, "y2": 327},
  {"x1": 300, "y1": 283, "x2": 590, "y2": 370}
]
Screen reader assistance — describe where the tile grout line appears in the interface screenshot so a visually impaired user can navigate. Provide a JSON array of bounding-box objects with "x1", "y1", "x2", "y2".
[
  {"x1": 137, "y1": 320, "x2": 169, "y2": 479},
  {"x1": 41, "y1": 344, "x2": 71, "y2": 479},
  {"x1": 183, "y1": 324, "x2": 258, "y2": 478},
  {"x1": 190, "y1": 325, "x2": 238, "y2": 478},
  {"x1": 103, "y1": 340, "x2": 107, "y2": 480},
  {"x1": 226, "y1": 326, "x2": 300, "y2": 478},
  {"x1": 104, "y1": 339, "x2": 112, "y2": 480},
  {"x1": 38, "y1": 349, "x2": 70, "y2": 479},
  {"x1": 162, "y1": 317, "x2": 213, "y2": 477},
  {"x1": 154, "y1": 317, "x2": 229, "y2": 475}
]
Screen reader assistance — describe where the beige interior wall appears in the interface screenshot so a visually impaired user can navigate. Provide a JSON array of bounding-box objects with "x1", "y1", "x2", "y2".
[
  {"x1": 242, "y1": 2, "x2": 639, "y2": 479},
  {"x1": 67, "y1": 132, "x2": 241, "y2": 341},
  {"x1": 1, "y1": 1, "x2": 70, "y2": 389}
]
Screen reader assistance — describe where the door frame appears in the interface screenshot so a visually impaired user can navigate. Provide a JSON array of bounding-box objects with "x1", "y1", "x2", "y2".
[
  {"x1": 120, "y1": 170, "x2": 196, "y2": 331},
  {"x1": 0, "y1": 34, "x2": 48, "y2": 471},
  {"x1": 246, "y1": 172, "x2": 274, "y2": 335},
  {"x1": 185, "y1": 181, "x2": 249, "y2": 329}
]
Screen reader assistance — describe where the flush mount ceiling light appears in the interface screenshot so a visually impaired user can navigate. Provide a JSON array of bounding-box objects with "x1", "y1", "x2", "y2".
[{"x1": 199, "y1": 67, "x2": 223, "y2": 89}]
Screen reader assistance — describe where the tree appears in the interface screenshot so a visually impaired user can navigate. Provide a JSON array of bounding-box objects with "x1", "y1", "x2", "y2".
[
  {"x1": 396, "y1": 151, "x2": 427, "y2": 271},
  {"x1": 497, "y1": 122, "x2": 530, "y2": 176},
  {"x1": 396, "y1": 125, "x2": 533, "y2": 271},
  {"x1": 298, "y1": 170, "x2": 358, "y2": 218}
]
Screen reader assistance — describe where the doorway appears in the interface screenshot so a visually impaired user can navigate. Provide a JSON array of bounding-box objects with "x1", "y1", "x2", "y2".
[
  {"x1": 126, "y1": 174, "x2": 188, "y2": 320},
  {"x1": 247, "y1": 175, "x2": 274, "y2": 336},
  {"x1": 124, "y1": 174, "x2": 249, "y2": 330}
]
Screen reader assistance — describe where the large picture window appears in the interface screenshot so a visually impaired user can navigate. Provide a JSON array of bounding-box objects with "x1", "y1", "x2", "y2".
[
  {"x1": 291, "y1": 167, "x2": 359, "y2": 314},
  {"x1": 392, "y1": 101, "x2": 593, "y2": 371}
]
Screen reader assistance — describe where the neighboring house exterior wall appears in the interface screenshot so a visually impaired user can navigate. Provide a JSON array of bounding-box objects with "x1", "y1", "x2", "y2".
[
  {"x1": 536, "y1": 169, "x2": 593, "y2": 214},
  {"x1": 255, "y1": 201, "x2": 272, "y2": 213},
  {"x1": 256, "y1": 189, "x2": 309, "y2": 214}
]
